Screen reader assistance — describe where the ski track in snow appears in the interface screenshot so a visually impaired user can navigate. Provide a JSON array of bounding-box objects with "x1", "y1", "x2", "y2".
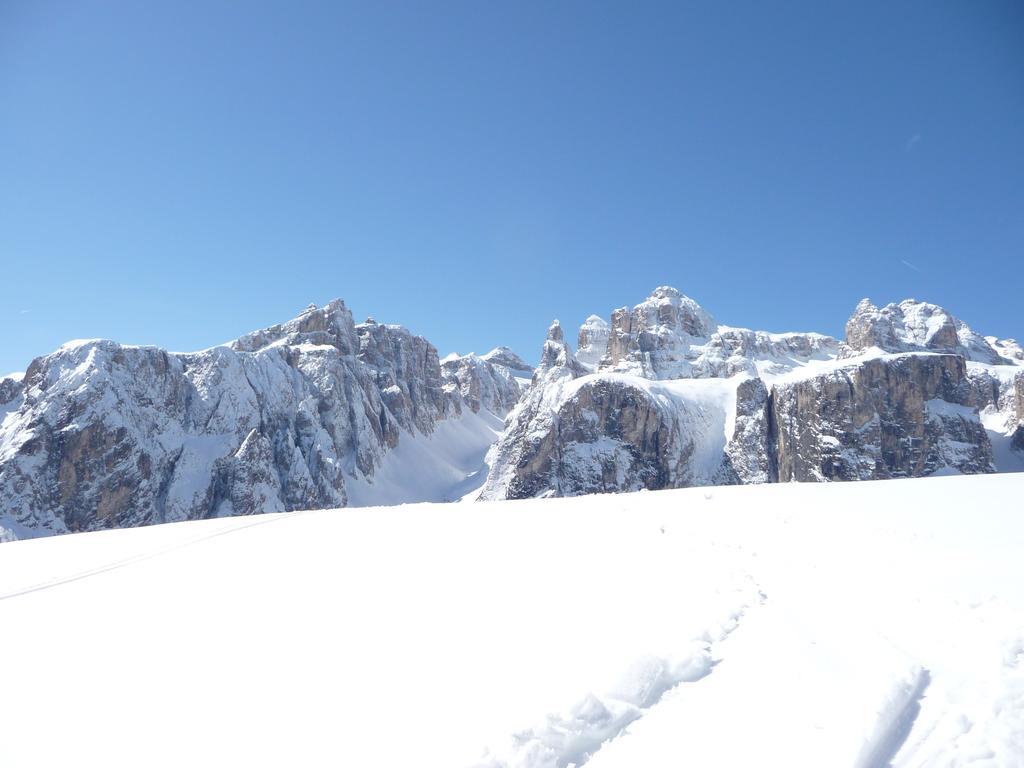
[
  {"x1": 0, "y1": 513, "x2": 290, "y2": 602},
  {"x1": 855, "y1": 667, "x2": 931, "y2": 768},
  {"x1": 473, "y1": 590, "x2": 940, "y2": 768},
  {"x1": 473, "y1": 577, "x2": 768, "y2": 768}
]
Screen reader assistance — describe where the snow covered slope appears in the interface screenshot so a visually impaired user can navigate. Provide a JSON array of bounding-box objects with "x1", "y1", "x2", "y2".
[{"x1": 1, "y1": 473, "x2": 1022, "y2": 767}]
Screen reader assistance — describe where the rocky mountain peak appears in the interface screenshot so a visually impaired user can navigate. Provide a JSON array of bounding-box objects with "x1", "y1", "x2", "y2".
[
  {"x1": 0, "y1": 296, "x2": 533, "y2": 541},
  {"x1": 577, "y1": 315, "x2": 610, "y2": 370},
  {"x1": 577, "y1": 287, "x2": 839, "y2": 380},
  {"x1": 601, "y1": 287, "x2": 719, "y2": 377},
  {"x1": 481, "y1": 286, "x2": 1021, "y2": 502},
  {"x1": 844, "y1": 298, "x2": 1003, "y2": 363},
  {"x1": 538, "y1": 320, "x2": 585, "y2": 379},
  {"x1": 650, "y1": 286, "x2": 681, "y2": 299},
  {"x1": 641, "y1": 286, "x2": 718, "y2": 338},
  {"x1": 539, "y1": 320, "x2": 566, "y2": 370},
  {"x1": 440, "y1": 350, "x2": 526, "y2": 417},
  {"x1": 0, "y1": 374, "x2": 24, "y2": 406},
  {"x1": 481, "y1": 347, "x2": 533, "y2": 373},
  {"x1": 2, "y1": 285, "x2": 1020, "y2": 541},
  {"x1": 231, "y1": 299, "x2": 359, "y2": 356}
]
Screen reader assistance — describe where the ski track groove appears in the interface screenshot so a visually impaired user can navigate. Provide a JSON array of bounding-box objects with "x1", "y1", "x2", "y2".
[
  {"x1": 474, "y1": 581, "x2": 768, "y2": 768},
  {"x1": 0, "y1": 512, "x2": 291, "y2": 603},
  {"x1": 857, "y1": 666, "x2": 931, "y2": 768}
]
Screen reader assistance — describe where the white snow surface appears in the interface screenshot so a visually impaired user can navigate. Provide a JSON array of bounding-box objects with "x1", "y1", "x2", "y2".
[
  {"x1": 346, "y1": 407, "x2": 506, "y2": 505},
  {"x1": 1, "y1": 473, "x2": 1022, "y2": 767}
]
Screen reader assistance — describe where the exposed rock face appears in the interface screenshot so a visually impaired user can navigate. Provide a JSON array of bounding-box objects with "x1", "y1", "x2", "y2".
[
  {"x1": 576, "y1": 315, "x2": 610, "y2": 370},
  {"x1": 212, "y1": 427, "x2": 289, "y2": 517},
  {"x1": 602, "y1": 287, "x2": 719, "y2": 377},
  {"x1": 480, "y1": 309, "x2": 759, "y2": 500},
  {"x1": 964, "y1": 369, "x2": 1002, "y2": 412},
  {"x1": 538, "y1": 320, "x2": 587, "y2": 379},
  {"x1": 440, "y1": 352, "x2": 524, "y2": 417},
  {"x1": 719, "y1": 377, "x2": 774, "y2": 485},
  {"x1": 480, "y1": 346, "x2": 533, "y2": 375},
  {"x1": 232, "y1": 299, "x2": 360, "y2": 355},
  {"x1": 691, "y1": 328, "x2": 840, "y2": 379},
  {"x1": 1010, "y1": 372, "x2": 1024, "y2": 425},
  {"x1": 499, "y1": 379, "x2": 680, "y2": 498},
  {"x1": 0, "y1": 375, "x2": 22, "y2": 406},
  {"x1": 0, "y1": 301, "x2": 526, "y2": 541},
  {"x1": 356, "y1": 318, "x2": 453, "y2": 436},
  {"x1": 479, "y1": 321, "x2": 586, "y2": 500},
  {"x1": 964, "y1": 364, "x2": 1024, "y2": 470},
  {"x1": 772, "y1": 354, "x2": 993, "y2": 482},
  {"x1": 989, "y1": 369, "x2": 1024, "y2": 438},
  {"x1": 590, "y1": 287, "x2": 839, "y2": 379},
  {"x1": 2, "y1": 285, "x2": 1020, "y2": 534},
  {"x1": 481, "y1": 288, "x2": 1017, "y2": 502},
  {"x1": 843, "y1": 299, "x2": 1006, "y2": 363}
]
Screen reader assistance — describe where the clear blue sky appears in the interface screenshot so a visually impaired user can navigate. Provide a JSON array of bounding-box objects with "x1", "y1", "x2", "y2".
[{"x1": 2, "y1": 1, "x2": 1022, "y2": 374}]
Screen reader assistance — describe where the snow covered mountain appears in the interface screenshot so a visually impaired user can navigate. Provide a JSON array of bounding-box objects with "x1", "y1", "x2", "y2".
[
  {"x1": 481, "y1": 287, "x2": 1023, "y2": 500},
  {"x1": 0, "y1": 300, "x2": 527, "y2": 541},
  {"x1": 2, "y1": 287, "x2": 1022, "y2": 539},
  {"x1": 2, "y1": 473, "x2": 1022, "y2": 767}
]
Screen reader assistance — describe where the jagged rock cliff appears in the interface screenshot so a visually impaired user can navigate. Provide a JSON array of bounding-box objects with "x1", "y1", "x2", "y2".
[
  {"x1": 0, "y1": 374, "x2": 22, "y2": 406},
  {"x1": 480, "y1": 346, "x2": 533, "y2": 376},
  {"x1": 481, "y1": 289, "x2": 1021, "y2": 501},
  {"x1": 0, "y1": 301, "x2": 526, "y2": 540},
  {"x1": 771, "y1": 354, "x2": 993, "y2": 481},
  {"x1": 479, "y1": 321, "x2": 587, "y2": 499},
  {"x1": 720, "y1": 377, "x2": 774, "y2": 485},
  {"x1": 598, "y1": 286, "x2": 840, "y2": 379},
  {"x1": 3, "y1": 287, "x2": 1021, "y2": 535},
  {"x1": 441, "y1": 349, "x2": 525, "y2": 417}
]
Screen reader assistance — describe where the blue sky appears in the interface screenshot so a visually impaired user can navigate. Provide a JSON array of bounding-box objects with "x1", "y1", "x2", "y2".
[{"x1": 2, "y1": 0, "x2": 1022, "y2": 373}]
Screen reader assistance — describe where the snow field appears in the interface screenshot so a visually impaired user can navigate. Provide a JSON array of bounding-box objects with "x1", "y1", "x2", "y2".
[{"x1": 0, "y1": 473, "x2": 1022, "y2": 766}]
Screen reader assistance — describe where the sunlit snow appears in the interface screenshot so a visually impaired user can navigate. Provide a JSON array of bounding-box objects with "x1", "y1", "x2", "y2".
[{"x1": 1, "y1": 473, "x2": 1022, "y2": 767}]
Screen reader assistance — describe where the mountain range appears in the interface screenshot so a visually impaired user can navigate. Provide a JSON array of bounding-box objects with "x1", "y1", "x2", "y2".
[{"x1": 2, "y1": 287, "x2": 1021, "y2": 540}]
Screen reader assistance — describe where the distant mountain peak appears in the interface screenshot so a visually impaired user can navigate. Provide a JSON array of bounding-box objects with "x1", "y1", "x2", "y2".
[
  {"x1": 481, "y1": 346, "x2": 532, "y2": 372},
  {"x1": 844, "y1": 298, "x2": 1004, "y2": 363}
]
